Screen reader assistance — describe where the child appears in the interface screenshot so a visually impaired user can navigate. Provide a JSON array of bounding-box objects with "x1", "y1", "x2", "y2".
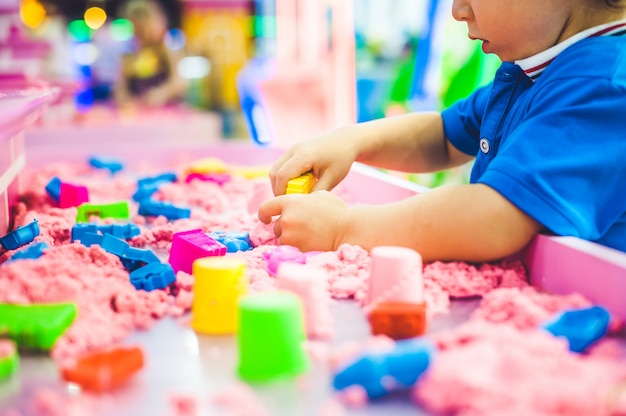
[
  {"x1": 113, "y1": 0, "x2": 188, "y2": 108},
  {"x1": 258, "y1": 0, "x2": 626, "y2": 263}
]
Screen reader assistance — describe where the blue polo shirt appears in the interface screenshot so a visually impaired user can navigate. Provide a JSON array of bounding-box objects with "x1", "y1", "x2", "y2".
[{"x1": 442, "y1": 22, "x2": 626, "y2": 252}]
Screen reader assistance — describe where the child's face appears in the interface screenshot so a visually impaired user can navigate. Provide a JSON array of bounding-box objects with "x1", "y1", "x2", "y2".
[
  {"x1": 124, "y1": 0, "x2": 168, "y2": 46},
  {"x1": 451, "y1": 0, "x2": 576, "y2": 61}
]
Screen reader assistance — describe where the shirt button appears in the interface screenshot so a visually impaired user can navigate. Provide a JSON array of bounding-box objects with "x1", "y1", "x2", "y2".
[{"x1": 480, "y1": 138, "x2": 490, "y2": 153}]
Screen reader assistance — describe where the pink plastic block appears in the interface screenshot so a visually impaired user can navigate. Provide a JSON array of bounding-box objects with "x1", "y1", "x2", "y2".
[
  {"x1": 168, "y1": 229, "x2": 227, "y2": 274},
  {"x1": 58, "y1": 182, "x2": 89, "y2": 208},
  {"x1": 365, "y1": 246, "x2": 424, "y2": 314},
  {"x1": 276, "y1": 262, "x2": 334, "y2": 339}
]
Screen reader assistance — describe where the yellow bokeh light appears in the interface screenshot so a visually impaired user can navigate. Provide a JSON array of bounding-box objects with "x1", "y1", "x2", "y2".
[
  {"x1": 84, "y1": 7, "x2": 107, "y2": 30},
  {"x1": 20, "y1": 0, "x2": 47, "y2": 29}
]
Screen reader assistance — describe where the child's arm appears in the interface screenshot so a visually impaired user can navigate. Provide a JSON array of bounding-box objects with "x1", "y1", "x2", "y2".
[
  {"x1": 258, "y1": 182, "x2": 542, "y2": 262},
  {"x1": 269, "y1": 112, "x2": 473, "y2": 195}
]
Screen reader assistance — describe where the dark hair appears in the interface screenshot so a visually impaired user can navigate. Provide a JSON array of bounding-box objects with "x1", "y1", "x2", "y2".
[
  {"x1": 43, "y1": 0, "x2": 183, "y2": 29},
  {"x1": 109, "y1": 0, "x2": 183, "y2": 29}
]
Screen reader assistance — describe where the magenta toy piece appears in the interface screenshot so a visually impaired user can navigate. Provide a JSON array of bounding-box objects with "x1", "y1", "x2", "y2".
[
  {"x1": 263, "y1": 245, "x2": 306, "y2": 276},
  {"x1": 184, "y1": 172, "x2": 232, "y2": 185},
  {"x1": 168, "y1": 229, "x2": 227, "y2": 274},
  {"x1": 58, "y1": 182, "x2": 89, "y2": 208}
]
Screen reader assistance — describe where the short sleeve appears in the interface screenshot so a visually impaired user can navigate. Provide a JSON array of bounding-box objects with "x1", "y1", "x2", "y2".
[
  {"x1": 441, "y1": 83, "x2": 492, "y2": 156},
  {"x1": 478, "y1": 76, "x2": 626, "y2": 245}
]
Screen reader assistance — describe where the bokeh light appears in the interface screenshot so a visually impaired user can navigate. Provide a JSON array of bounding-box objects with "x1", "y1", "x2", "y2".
[
  {"x1": 68, "y1": 20, "x2": 93, "y2": 42},
  {"x1": 84, "y1": 6, "x2": 107, "y2": 30},
  {"x1": 19, "y1": 0, "x2": 47, "y2": 29},
  {"x1": 164, "y1": 28, "x2": 186, "y2": 51},
  {"x1": 72, "y1": 43, "x2": 99, "y2": 66},
  {"x1": 110, "y1": 18, "x2": 134, "y2": 42},
  {"x1": 177, "y1": 56, "x2": 211, "y2": 79}
]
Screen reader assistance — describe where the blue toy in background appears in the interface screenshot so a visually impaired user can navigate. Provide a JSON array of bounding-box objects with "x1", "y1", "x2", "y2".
[
  {"x1": 208, "y1": 231, "x2": 252, "y2": 252},
  {"x1": 333, "y1": 338, "x2": 435, "y2": 399},
  {"x1": 45, "y1": 177, "x2": 62, "y2": 203},
  {"x1": 138, "y1": 200, "x2": 191, "y2": 220},
  {"x1": 0, "y1": 220, "x2": 40, "y2": 251},
  {"x1": 542, "y1": 305, "x2": 611, "y2": 353},
  {"x1": 71, "y1": 223, "x2": 141, "y2": 243},
  {"x1": 133, "y1": 172, "x2": 178, "y2": 202},
  {"x1": 88, "y1": 156, "x2": 125, "y2": 174}
]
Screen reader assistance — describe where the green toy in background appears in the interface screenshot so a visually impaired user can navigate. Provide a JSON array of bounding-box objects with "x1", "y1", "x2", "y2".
[{"x1": 377, "y1": 0, "x2": 500, "y2": 188}]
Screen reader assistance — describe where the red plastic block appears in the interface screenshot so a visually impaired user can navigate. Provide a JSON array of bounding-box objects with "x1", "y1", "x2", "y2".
[
  {"x1": 60, "y1": 346, "x2": 144, "y2": 392},
  {"x1": 368, "y1": 302, "x2": 427, "y2": 340}
]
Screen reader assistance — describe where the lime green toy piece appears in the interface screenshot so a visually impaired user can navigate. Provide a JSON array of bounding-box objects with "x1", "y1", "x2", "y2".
[
  {"x1": 76, "y1": 201, "x2": 130, "y2": 223},
  {"x1": 285, "y1": 173, "x2": 315, "y2": 194},
  {"x1": 0, "y1": 303, "x2": 78, "y2": 351},
  {"x1": 0, "y1": 340, "x2": 19, "y2": 380},
  {"x1": 236, "y1": 291, "x2": 309, "y2": 382}
]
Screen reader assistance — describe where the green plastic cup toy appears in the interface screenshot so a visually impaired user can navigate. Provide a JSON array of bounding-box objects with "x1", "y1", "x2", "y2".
[{"x1": 236, "y1": 291, "x2": 309, "y2": 382}]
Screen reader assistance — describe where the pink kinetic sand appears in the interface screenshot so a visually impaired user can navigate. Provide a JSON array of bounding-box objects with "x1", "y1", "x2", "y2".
[{"x1": 3, "y1": 157, "x2": 625, "y2": 416}]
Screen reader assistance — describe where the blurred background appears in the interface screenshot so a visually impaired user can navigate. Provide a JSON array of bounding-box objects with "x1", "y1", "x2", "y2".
[{"x1": 1, "y1": 0, "x2": 501, "y2": 186}]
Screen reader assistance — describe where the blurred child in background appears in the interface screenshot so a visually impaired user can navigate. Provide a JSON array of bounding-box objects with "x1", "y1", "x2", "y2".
[{"x1": 113, "y1": 0, "x2": 188, "y2": 108}]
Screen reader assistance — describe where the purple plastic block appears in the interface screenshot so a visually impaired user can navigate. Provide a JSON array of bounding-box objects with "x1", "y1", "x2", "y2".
[
  {"x1": 263, "y1": 245, "x2": 306, "y2": 276},
  {"x1": 58, "y1": 182, "x2": 89, "y2": 209},
  {"x1": 168, "y1": 229, "x2": 227, "y2": 274}
]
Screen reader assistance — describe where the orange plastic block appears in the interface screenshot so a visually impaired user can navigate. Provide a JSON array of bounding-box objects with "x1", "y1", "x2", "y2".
[
  {"x1": 368, "y1": 302, "x2": 427, "y2": 340},
  {"x1": 61, "y1": 346, "x2": 144, "y2": 392},
  {"x1": 286, "y1": 173, "x2": 315, "y2": 194}
]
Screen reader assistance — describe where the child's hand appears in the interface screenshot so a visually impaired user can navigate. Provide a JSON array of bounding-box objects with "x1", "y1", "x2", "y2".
[
  {"x1": 269, "y1": 129, "x2": 359, "y2": 196},
  {"x1": 257, "y1": 191, "x2": 349, "y2": 252}
]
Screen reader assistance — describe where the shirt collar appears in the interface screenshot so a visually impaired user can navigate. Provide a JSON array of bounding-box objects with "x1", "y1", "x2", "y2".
[{"x1": 515, "y1": 19, "x2": 626, "y2": 81}]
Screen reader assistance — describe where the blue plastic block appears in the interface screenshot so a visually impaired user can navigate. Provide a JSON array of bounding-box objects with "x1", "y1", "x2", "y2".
[
  {"x1": 5, "y1": 242, "x2": 50, "y2": 263},
  {"x1": 138, "y1": 200, "x2": 191, "y2": 220},
  {"x1": 71, "y1": 223, "x2": 99, "y2": 243},
  {"x1": 76, "y1": 232, "x2": 104, "y2": 247},
  {"x1": 120, "y1": 257, "x2": 145, "y2": 272},
  {"x1": 542, "y1": 306, "x2": 611, "y2": 353},
  {"x1": 333, "y1": 339, "x2": 434, "y2": 399},
  {"x1": 108, "y1": 224, "x2": 141, "y2": 239},
  {"x1": 99, "y1": 234, "x2": 129, "y2": 257},
  {"x1": 122, "y1": 246, "x2": 159, "y2": 263},
  {"x1": 72, "y1": 223, "x2": 140, "y2": 243},
  {"x1": 208, "y1": 231, "x2": 252, "y2": 252},
  {"x1": 139, "y1": 249, "x2": 160, "y2": 264},
  {"x1": 88, "y1": 156, "x2": 124, "y2": 174},
  {"x1": 129, "y1": 263, "x2": 176, "y2": 291},
  {"x1": 45, "y1": 177, "x2": 62, "y2": 202},
  {"x1": 132, "y1": 184, "x2": 160, "y2": 202},
  {"x1": 137, "y1": 172, "x2": 177, "y2": 188},
  {"x1": 118, "y1": 246, "x2": 160, "y2": 272},
  {"x1": 133, "y1": 173, "x2": 177, "y2": 202},
  {"x1": 0, "y1": 220, "x2": 40, "y2": 251}
]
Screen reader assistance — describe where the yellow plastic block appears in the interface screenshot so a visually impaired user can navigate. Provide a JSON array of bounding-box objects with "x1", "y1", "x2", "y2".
[
  {"x1": 286, "y1": 173, "x2": 315, "y2": 194},
  {"x1": 231, "y1": 165, "x2": 270, "y2": 179},
  {"x1": 184, "y1": 157, "x2": 229, "y2": 175},
  {"x1": 191, "y1": 257, "x2": 248, "y2": 334}
]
